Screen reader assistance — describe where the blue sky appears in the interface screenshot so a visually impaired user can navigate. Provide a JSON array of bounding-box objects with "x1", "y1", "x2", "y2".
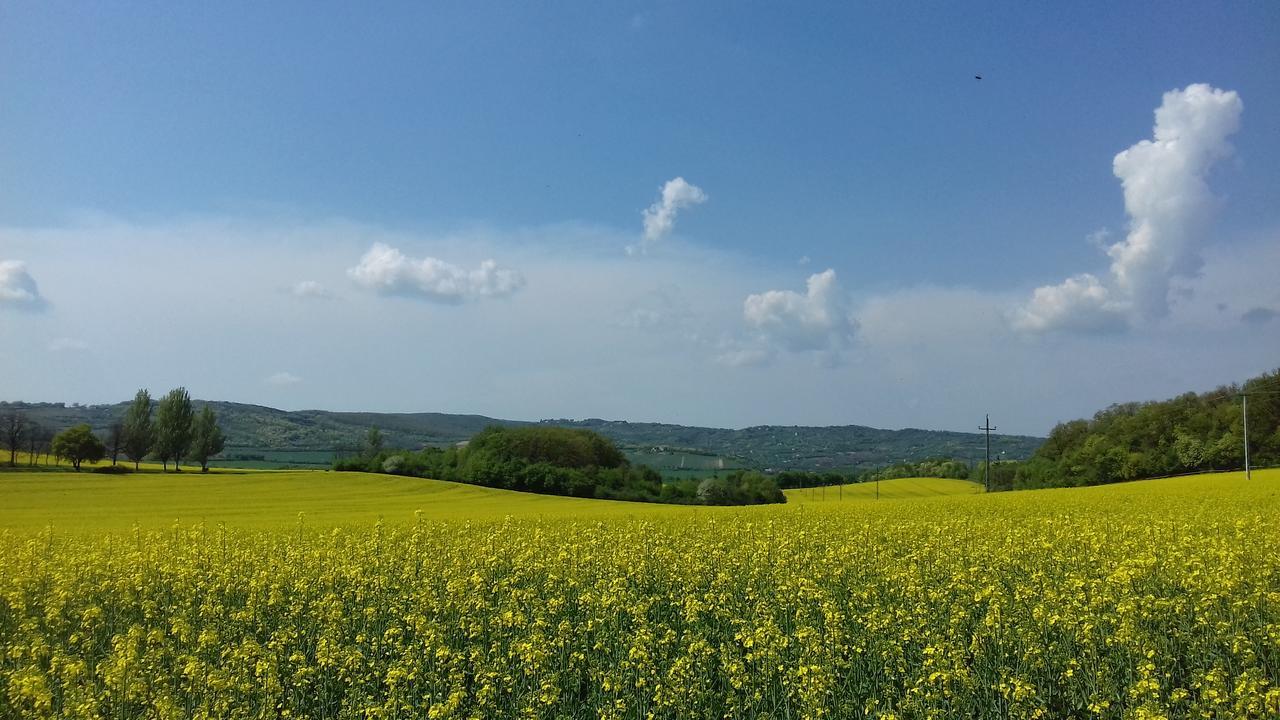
[{"x1": 2, "y1": 2, "x2": 1278, "y2": 435}]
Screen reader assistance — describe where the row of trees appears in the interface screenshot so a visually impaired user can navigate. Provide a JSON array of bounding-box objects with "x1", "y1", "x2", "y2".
[
  {"x1": 335, "y1": 425, "x2": 786, "y2": 506},
  {"x1": 863, "y1": 458, "x2": 973, "y2": 482},
  {"x1": 2, "y1": 411, "x2": 50, "y2": 465},
  {"x1": 0, "y1": 388, "x2": 226, "y2": 472},
  {"x1": 983, "y1": 369, "x2": 1279, "y2": 491},
  {"x1": 765, "y1": 458, "x2": 973, "y2": 490}
]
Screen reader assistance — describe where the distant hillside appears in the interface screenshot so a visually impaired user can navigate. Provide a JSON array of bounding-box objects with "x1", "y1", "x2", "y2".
[
  {"x1": 545, "y1": 418, "x2": 1041, "y2": 471},
  {"x1": 1, "y1": 400, "x2": 1042, "y2": 472}
]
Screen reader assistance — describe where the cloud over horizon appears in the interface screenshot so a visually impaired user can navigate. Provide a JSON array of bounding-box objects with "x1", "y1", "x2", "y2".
[
  {"x1": 1012, "y1": 273, "x2": 1128, "y2": 334},
  {"x1": 0, "y1": 212, "x2": 1275, "y2": 437},
  {"x1": 0, "y1": 260, "x2": 47, "y2": 311},
  {"x1": 348, "y1": 243, "x2": 525, "y2": 303},
  {"x1": 742, "y1": 269, "x2": 858, "y2": 357},
  {"x1": 1015, "y1": 84, "x2": 1244, "y2": 334},
  {"x1": 266, "y1": 371, "x2": 302, "y2": 386}
]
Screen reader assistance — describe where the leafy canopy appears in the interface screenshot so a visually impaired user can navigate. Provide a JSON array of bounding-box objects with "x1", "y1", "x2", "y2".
[{"x1": 51, "y1": 424, "x2": 105, "y2": 471}]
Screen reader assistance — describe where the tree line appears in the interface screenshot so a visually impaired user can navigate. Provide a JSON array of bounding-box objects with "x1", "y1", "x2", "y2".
[
  {"x1": 0, "y1": 388, "x2": 226, "y2": 472},
  {"x1": 335, "y1": 425, "x2": 786, "y2": 506},
  {"x1": 983, "y1": 368, "x2": 1280, "y2": 491},
  {"x1": 764, "y1": 458, "x2": 974, "y2": 490}
]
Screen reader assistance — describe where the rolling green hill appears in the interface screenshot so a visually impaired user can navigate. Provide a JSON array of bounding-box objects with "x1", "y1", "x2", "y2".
[{"x1": 2, "y1": 400, "x2": 1042, "y2": 472}]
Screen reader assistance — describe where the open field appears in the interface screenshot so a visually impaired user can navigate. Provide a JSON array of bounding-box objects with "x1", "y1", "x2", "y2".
[
  {"x1": 0, "y1": 469, "x2": 706, "y2": 531},
  {"x1": 2, "y1": 469, "x2": 1278, "y2": 718},
  {"x1": 0, "y1": 471, "x2": 981, "y2": 531},
  {"x1": 785, "y1": 476, "x2": 982, "y2": 502}
]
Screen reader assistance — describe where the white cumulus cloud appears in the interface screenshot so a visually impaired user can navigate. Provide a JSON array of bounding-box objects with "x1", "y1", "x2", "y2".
[
  {"x1": 743, "y1": 269, "x2": 858, "y2": 354},
  {"x1": 632, "y1": 177, "x2": 707, "y2": 254},
  {"x1": 0, "y1": 260, "x2": 46, "y2": 310},
  {"x1": 1011, "y1": 273, "x2": 1127, "y2": 334},
  {"x1": 1017, "y1": 84, "x2": 1243, "y2": 333},
  {"x1": 348, "y1": 243, "x2": 524, "y2": 303},
  {"x1": 266, "y1": 371, "x2": 302, "y2": 386}
]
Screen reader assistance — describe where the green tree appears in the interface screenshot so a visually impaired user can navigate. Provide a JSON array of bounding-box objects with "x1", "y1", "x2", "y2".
[
  {"x1": 122, "y1": 389, "x2": 154, "y2": 470},
  {"x1": 697, "y1": 477, "x2": 732, "y2": 505},
  {"x1": 50, "y1": 424, "x2": 105, "y2": 471},
  {"x1": 105, "y1": 420, "x2": 125, "y2": 466},
  {"x1": 363, "y1": 426, "x2": 384, "y2": 460},
  {"x1": 188, "y1": 405, "x2": 226, "y2": 473},
  {"x1": 1172, "y1": 428, "x2": 1205, "y2": 470},
  {"x1": 154, "y1": 387, "x2": 194, "y2": 472},
  {"x1": 1204, "y1": 431, "x2": 1241, "y2": 469}
]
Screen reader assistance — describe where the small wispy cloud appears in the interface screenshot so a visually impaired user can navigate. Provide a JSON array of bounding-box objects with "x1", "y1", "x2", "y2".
[
  {"x1": 291, "y1": 280, "x2": 331, "y2": 299},
  {"x1": 266, "y1": 371, "x2": 302, "y2": 386},
  {"x1": 1085, "y1": 228, "x2": 1112, "y2": 249},
  {"x1": 348, "y1": 243, "x2": 524, "y2": 303},
  {"x1": 616, "y1": 286, "x2": 695, "y2": 332},
  {"x1": 713, "y1": 345, "x2": 773, "y2": 368},
  {"x1": 631, "y1": 177, "x2": 707, "y2": 254},
  {"x1": 0, "y1": 260, "x2": 47, "y2": 311},
  {"x1": 48, "y1": 337, "x2": 89, "y2": 352},
  {"x1": 1241, "y1": 307, "x2": 1277, "y2": 325}
]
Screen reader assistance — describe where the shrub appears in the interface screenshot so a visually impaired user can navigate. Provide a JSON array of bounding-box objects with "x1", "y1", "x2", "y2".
[{"x1": 92, "y1": 464, "x2": 132, "y2": 475}]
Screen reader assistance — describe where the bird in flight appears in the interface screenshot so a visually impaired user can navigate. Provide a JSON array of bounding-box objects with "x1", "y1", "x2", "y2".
[{"x1": 974, "y1": 74, "x2": 983, "y2": 80}]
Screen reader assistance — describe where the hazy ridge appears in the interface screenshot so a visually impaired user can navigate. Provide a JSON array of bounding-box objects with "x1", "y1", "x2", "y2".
[{"x1": 1, "y1": 400, "x2": 1042, "y2": 472}]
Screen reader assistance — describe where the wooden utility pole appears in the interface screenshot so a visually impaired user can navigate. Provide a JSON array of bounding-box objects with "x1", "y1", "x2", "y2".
[{"x1": 979, "y1": 414, "x2": 997, "y2": 493}]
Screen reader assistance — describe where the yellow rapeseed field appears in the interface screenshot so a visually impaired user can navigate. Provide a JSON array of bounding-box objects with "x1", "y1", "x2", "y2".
[{"x1": 2, "y1": 469, "x2": 1278, "y2": 718}]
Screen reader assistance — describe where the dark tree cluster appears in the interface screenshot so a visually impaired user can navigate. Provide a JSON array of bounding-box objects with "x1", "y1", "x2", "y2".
[
  {"x1": 862, "y1": 458, "x2": 973, "y2": 483},
  {"x1": 770, "y1": 471, "x2": 852, "y2": 489},
  {"x1": 984, "y1": 368, "x2": 1280, "y2": 491},
  {"x1": 335, "y1": 425, "x2": 786, "y2": 506},
  {"x1": 0, "y1": 387, "x2": 225, "y2": 473},
  {"x1": 690, "y1": 471, "x2": 787, "y2": 506},
  {"x1": 1, "y1": 411, "x2": 58, "y2": 467},
  {"x1": 767, "y1": 458, "x2": 972, "y2": 490},
  {"x1": 2, "y1": 408, "x2": 55, "y2": 467}
]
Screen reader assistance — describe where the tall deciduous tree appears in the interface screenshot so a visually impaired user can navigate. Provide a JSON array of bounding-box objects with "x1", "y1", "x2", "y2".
[
  {"x1": 1, "y1": 409, "x2": 25, "y2": 466},
  {"x1": 26, "y1": 421, "x2": 42, "y2": 466},
  {"x1": 123, "y1": 389, "x2": 154, "y2": 471},
  {"x1": 188, "y1": 405, "x2": 226, "y2": 473},
  {"x1": 50, "y1": 424, "x2": 105, "y2": 472},
  {"x1": 106, "y1": 421, "x2": 125, "y2": 466},
  {"x1": 154, "y1": 387, "x2": 194, "y2": 472}
]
